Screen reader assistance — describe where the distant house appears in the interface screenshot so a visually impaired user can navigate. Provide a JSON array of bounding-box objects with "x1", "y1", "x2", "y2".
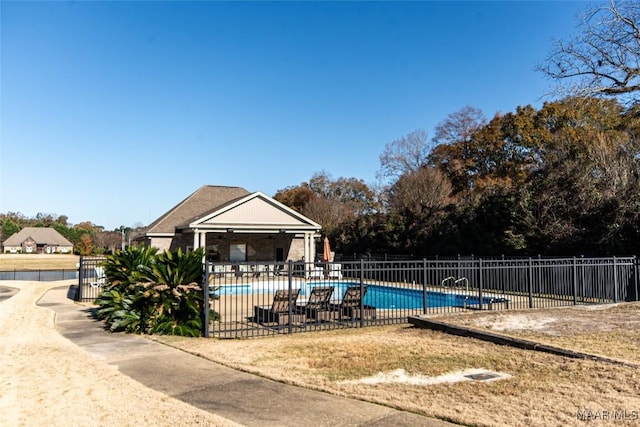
[
  {"x1": 132, "y1": 185, "x2": 322, "y2": 264},
  {"x1": 2, "y1": 227, "x2": 74, "y2": 254}
]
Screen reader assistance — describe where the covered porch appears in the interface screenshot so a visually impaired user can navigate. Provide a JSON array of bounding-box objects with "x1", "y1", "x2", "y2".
[{"x1": 180, "y1": 191, "x2": 322, "y2": 276}]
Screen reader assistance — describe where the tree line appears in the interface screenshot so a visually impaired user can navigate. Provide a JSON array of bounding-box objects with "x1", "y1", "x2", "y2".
[
  {"x1": 276, "y1": 1, "x2": 640, "y2": 257},
  {"x1": 275, "y1": 97, "x2": 639, "y2": 257},
  {"x1": 0, "y1": 212, "x2": 140, "y2": 255}
]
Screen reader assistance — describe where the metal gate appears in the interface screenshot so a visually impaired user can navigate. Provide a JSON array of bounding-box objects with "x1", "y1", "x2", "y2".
[{"x1": 75, "y1": 256, "x2": 108, "y2": 302}]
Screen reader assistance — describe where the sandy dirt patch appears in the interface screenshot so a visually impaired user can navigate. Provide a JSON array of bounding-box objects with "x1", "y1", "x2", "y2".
[
  {"x1": 0, "y1": 280, "x2": 240, "y2": 427},
  {"x1": 339, "y1": 368, "x2": 511, "y2": 386}
]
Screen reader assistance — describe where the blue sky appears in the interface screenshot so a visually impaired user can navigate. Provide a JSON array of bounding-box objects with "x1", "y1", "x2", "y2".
[{"x1": 1, "y1": 1, "x2": 593, "y2": 230}]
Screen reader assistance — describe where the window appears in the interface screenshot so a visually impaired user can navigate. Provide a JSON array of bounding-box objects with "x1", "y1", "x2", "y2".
[{"x1": 229, "y1": 244, "x2": 247, "y2": 262}]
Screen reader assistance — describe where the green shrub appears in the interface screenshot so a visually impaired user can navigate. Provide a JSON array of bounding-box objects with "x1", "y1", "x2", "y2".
[{"x1": 95, "y1": 246, "x2": 209, "y2": 336}]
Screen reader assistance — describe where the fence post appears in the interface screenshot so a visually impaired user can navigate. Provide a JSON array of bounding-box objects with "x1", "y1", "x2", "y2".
[
  {"x1": 572, "y1": 256, "x2": 578, "y2": 305},
  {"x1": 528, "y1": 257, "x2": 533, "y2": 309},
  {"x1": 613, "y1": 256, "x2": 619, "y2": 303},
  {"x1": 77, "y1": 256, "x2": 84, "y2": 301},
  {"x1": 288, "y1": 260, "x2": 294, "y2": 334},
  {"x1": 635, "y1": 256, "x2": 639, "y2": 302},
  {"x1": 203, "y1": 259, "x2": 210, "y2": 338},
  {"x1": 633, "y1": 256, "x2": 639, "y2": 302},
  {"x1": 422, "y1": 258, "x2": 428, "y2": 315},
  {"x1": 478, "y1": 259, "x2": 483, "y2": 310},
  {"x1": 360, "y1": 259, "x2": 365, "y2": 328}
]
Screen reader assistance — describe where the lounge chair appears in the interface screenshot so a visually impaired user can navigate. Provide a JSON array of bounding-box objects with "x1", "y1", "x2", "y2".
[
  {"x1": 90, "y1": 267, "x2": 106, "y2": 288},
  {"x1": 331, "y1": 285, "x2": 376, "y2": 321},
  {"x1": 327, "y1": 263, "x2": 343, "y2": 279},
  {"x1": 296, "y1": 286, "x2": 334, "y2": 322},
  {"x1": 211, "y1": 264, "x2": 226, "y2": 278},
  {"x1": 274, "y1": 264, "x2": 285, "y2": 276},
  {"x1": 260, "y1": 264, "x2": 275, "y2": 278},
  {"x1": 309, "y1": 265, "x2": 324, "y2": 279},
  {"x1": 254, "y1": 289, "x2": 305, "y2": 326},
  {"x1": 235, "y1": 264, "x2": 249, "y2": 278}
]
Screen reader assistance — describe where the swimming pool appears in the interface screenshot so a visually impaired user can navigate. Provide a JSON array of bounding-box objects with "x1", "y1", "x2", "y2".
[
  {"x1": 308, "y1": 282, "x2": 506, "y2": 309},
  {"x1": 211, "y1": 281, "x2": 507, "y2": 309}
]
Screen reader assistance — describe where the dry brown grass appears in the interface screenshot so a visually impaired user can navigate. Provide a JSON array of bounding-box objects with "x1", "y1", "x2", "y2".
[
  {"x1": 156, "y1": 318, "x2": 640, "y2": 427},
  {"x1": 432, "y1": 303, "x2": 640, "y2": 364},
  {"x1": 0, "y1": 254, "x2": 79, "y2": 271}
]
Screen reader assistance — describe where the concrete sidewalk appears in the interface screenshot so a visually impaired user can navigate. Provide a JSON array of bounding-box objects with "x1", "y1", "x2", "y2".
[
  {"x1": 40, "y1": 285, "x2": 457, "y2": 427},
  {"x1": 0, "y1": 285, "x2": 18, "y2": 302}
]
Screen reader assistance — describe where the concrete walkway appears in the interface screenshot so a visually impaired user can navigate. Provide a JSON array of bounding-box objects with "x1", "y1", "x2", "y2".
[
  {"x1": 0, "y1": 285, "x2": 18, "y2": 302},
  {"x1": 40, "y1": 285, "x2": 458, "y2": 427}
]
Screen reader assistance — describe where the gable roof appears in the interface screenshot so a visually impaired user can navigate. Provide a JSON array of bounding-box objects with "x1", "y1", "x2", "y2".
[
  {"x1": 186, "y1": 191, "x2": 321, "y2": 232},
  {"x1": 142, "y1": 185, "x2": 251, "y2": 235},
  {"x1": 3, "y1": 227, "x2": 73, "y2": 247}
]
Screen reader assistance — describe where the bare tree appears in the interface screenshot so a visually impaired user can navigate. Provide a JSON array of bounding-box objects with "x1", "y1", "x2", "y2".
[
  {"x1": 429, "y1": 107, "x2": 487, "y2": 199},
  {"x1": 388, "y1": 167, "x2": 453, "y2": 218},
  {"x1": 432, "y1": 106, "x2": 486, "y2": 148},
  {"x1": 377, "y1": 129, "x2": 432, "y2": 181},
  {"x1": 539, "y1": 1, "x2": 640, "y2": 100}
]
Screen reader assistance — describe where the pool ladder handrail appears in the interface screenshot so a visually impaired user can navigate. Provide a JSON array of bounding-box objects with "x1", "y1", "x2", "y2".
[
  {"x1": 441, "y1": 276, "x2": 469, "y2": 292},
  {"x1": 455, "y1": 277, "x2": 469, "y2": 292},
  {"x1": 441, "y1": 276, "x2": 455, "y2": 287}
]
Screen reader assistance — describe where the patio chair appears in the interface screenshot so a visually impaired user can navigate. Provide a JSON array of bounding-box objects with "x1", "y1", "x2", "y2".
[
  {"x1": 211, "y1": 264, "x2": 226, "y2": 279},
  {"x1": 260, "y1": 264, "x2": 275, "y2": 278},
  {"x1": 274, "y1": 264, "x2": 285, "y2": 276},
  {"x1": 327, "y1": 263, "x2": 343, "y2": 279},
  {"x1": 331, "y1": 285, "x2": 376, "y2": 321},
  {"x1": 235, "y1": 264, "x2": 249, "y2": 278},
  {"x1": 89, "y1": 267, "x2": 106, "y2": 288},
  {"x1": 296, "y1": 286, "x2": 335, "y2": 322},
  {"x1": 254, "y1": 288, "x2": 305, "y2": 326},
  {"x1": 309, "y1": 265, "x2": 324, "y2": 279}
]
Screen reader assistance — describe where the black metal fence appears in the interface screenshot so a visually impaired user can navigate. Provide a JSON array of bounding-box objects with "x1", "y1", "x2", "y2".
[
  {"x1": 75, "y1": 255, "x2": 639, "y2": 338},
  {"x1": 75, "y1": 256, "x2": 108, "y2": 302},
  {"x1": 204, "y1": 256, "x2": 638, "y2": 338},
  {"x1": 0, "y1": 269, "x2": 78, "y2": 281}
]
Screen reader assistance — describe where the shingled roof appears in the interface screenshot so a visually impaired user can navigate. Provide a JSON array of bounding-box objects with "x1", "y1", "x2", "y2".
[
  {"x1": 142, "y1": 185, "x2": 250, "y2": 235},
  {"x1": 3, "y1": 227, "x2": 73, "y2": 246}
]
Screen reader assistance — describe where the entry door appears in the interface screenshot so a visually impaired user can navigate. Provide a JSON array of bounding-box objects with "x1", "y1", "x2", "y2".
[{"x1": 230, "y1": 244, "x2": 247, "y2": 262}]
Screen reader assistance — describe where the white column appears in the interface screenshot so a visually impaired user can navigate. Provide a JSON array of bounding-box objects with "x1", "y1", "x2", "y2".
[
  {"x1": 199, "y1": 231, "x2": 207, "y2": 265},
  {"x1": 303, "y1": 232, "x2": 310, "y2": 277},
  {"x1": 198, "y1": 231, "x2": 205, "y2": 250},
  {"x1": 193, "y1": 229, "x2": 200, "y2": 251},
  {"x1": 309, "y1": 233, "x2": 316, "y2": 263}
]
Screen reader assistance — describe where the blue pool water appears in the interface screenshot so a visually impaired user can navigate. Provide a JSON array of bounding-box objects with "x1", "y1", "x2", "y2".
[
  {"x1": 211, "y1": 284, "x2": 252, "y2": 295},
  {"x1": 309, "y1": 282, "x2": 503, "y2": 309},
  {"x1": 212, "y1": 281, "x2": 506, "y2": 309}
]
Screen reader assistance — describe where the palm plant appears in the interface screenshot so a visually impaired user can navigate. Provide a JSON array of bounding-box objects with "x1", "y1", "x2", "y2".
[
  {"x1": 102, "y1": 245, "x2": 158, "y2": 292},
  {"x1": 95, "y1": 245, "x2": 158, "y2": 333},
  {"x1": 144, "y1": 248, "x2": 205, "y2": 336},
  {"x1": 94, "y1": 246, "x2": 207, "y2": 336}
]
